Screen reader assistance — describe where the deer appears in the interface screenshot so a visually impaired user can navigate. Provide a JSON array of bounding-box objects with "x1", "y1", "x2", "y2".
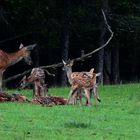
[
  {"x1": 62, "y1": 60, "x2": 101, "y2": 106},
  {"x1": 68, "y1": 88, "x2": 83, "y2": 105},
  {"x1": 19, "y1": 68, "x2": 54, "y2": 97},
  {"x1": 0, "y1": 43, "x2": 36, "y2": 91},
  {"x1": 69, "y1": 68, "x2": 100, "y2": 105}
]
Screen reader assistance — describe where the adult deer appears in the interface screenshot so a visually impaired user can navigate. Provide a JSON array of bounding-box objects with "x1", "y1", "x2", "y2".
[
  {"x1": 0, "y1": 43, "x2": 36, "y2": 91},
  {"x1": 62, "y1": 60, "x2": 101, "y2": 106}
]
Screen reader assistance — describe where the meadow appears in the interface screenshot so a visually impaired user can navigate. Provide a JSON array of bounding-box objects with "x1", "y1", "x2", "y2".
[{"x1": 0, "y1": 83, "x2": 140, "y2": 140}]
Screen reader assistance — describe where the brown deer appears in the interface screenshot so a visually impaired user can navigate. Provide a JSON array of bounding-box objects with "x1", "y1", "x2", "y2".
[
  {"x1": 68, "y1": 88, "x2": 83, "y2": 105},
  {"x1": 0, "y1": 43, "x2": 36, "y2": 91},
  {"x1": 69, "y1": 68, "x2": 100, "y2": 105},
  {"x1": 62, "y1": 60, "x2": 101, "y2": 106},
  {"x1": 19, "y1": 68, "x2": 49, "y2": 97}
]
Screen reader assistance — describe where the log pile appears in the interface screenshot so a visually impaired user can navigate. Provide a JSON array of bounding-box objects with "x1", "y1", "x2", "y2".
[{"x1": 32, "y1": 96, "x2": 67, "y2": 106}]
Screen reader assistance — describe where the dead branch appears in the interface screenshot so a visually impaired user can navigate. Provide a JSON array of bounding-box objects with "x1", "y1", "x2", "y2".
[
  {"x1": 4, "y1": 10, "x2": 113, "y2": 83},
  {"x1": 72, "y1": 9, "x2": 113, "y2": 62},
  {"x1": 4, "y1": 69, "x2": 32, "y2": 83}
]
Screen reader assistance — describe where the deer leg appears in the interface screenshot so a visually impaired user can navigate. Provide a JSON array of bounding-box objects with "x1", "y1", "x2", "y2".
[
  {"x1": 70, "y1": 89, "x2": 83, "y2": 105},
  {"x1": 40, "y1": 80, "x2": 45, "y2": 97},
  {"x1": 38, "y1": 85, "x2": 42, "y2": 97},
  {"x1": 34, "y1": 82, "x2": 38, "y2": 97},
  {"x1": 72, "y1": 90, "x2": 79, "y2": 105},
  {"x1": 43, "y1": 84, "x2": 46, "y2": 97},
  {"x1": 66, "y1": 87, "x2": 77, "y2": 105},
  {"x1": 76, "y1": 89, "x2": 83, "y2": 106},
  {"x1": 0, "y1": 72, "x2": 3, "y2": 91},
  {"x1": 70, "y1": 90, "x2": 77, "y2": 105},
  {"x1": 93, "y1": 86, "x2": 101, "y2": 103},
  {"x1": 79, "y1": 90, "x2": 83, "y2": 106},
  {"x1": 93, "y1": 86, "x2": 97, "y2": 105},
  {"x1": 84, "y1": 89, "x2": 91, "y2": 106},
  {"x1": 39, "y1": 86, "x2": 44, "y2": 97},
  {"x1": 33, "y1": 84, "x2": 35, "y2": 98},
  {"x1": 72, "y1": 92, "x2": 77, "y2": 105},
  {"x1": 42, "y1": 86, "x2": 45, "y2": 97}
]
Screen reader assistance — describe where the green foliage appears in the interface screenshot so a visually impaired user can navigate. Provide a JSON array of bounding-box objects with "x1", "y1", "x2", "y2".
[{"x1": 0, "y1": 83, "x2": 140, "y2": 140}]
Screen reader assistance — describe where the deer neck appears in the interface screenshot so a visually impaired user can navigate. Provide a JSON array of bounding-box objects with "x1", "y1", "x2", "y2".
[
  {"x1": 7, "y1": 49, "x2": 24, "y2": 66},
  {"x1": 66, "y1": 68, "x2": 73, "y2": 84}
]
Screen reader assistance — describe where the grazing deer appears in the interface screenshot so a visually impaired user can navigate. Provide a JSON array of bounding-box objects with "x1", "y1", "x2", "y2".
[
  {"x1": 62, "y1": 60, "x2": 101, "y2": 106},
  {"x1": 19, "y1": 68, "x2": 51, "y2": 97},
  {"x1": 69, "y1": 88, "x2": 83, "y2": 105},
  {"x1": 0, "y1": 43, "x2": 36, "y2": 91}
]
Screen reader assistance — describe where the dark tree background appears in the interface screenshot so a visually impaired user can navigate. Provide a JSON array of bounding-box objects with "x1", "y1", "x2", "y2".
[{"x1": 0, "y1": 0, "x2": 140, "y2": 88}]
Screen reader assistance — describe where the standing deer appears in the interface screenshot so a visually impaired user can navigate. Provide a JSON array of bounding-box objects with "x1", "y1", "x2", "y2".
[
  {"x1": 0, "y1": 43, "x2": 36, "y2": 91},
  {"x1": 62, "y1": 60, "x2": 101, "y2": 106},
  {"x1": 19, "y1": 68, "x2": 53, "y2": 97},
  {"x1": 69, "y1": 68, "x2": 100, "y2": 105}
]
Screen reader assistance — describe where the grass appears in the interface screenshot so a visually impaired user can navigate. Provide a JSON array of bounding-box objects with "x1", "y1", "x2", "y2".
[{"x1": 0, "y1": 83, "x2": 140, "y2": 140}]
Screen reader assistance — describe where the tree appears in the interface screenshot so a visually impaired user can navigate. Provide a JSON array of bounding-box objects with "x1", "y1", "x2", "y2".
[
  {"x1": 1, "y1": 0, "x2": 140, "y2": 87},
  {"x1": 97, "y1": 0, "x2": 110, "y2": 84}
]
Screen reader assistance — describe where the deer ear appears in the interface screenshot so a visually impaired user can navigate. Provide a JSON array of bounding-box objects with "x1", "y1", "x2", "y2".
[
  {"x1": 89, "y1": 68, "x2": 94, "y2": 73},
  {"x1": 62, "y1": 59, "x2": 66, "y2": 65},
  {"x1": 23, "y1": 75, "x2": 26, "y2": 79},
  {"x1": 70, "y1": 60, "x2": 74, "y2": 66},
  {"x1": 19, "y1": 43, "x2": 24, "y2": 49},
  {"x1": 26, "y1": 44, "x2": 36, "y2": 51},
  {"x1": 21, "y1": 75, "x2": 27, "y2": 80}
]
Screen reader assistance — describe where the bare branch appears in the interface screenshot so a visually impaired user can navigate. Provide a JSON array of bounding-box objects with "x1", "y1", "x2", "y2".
[
  {"x1": 4, "y1": 69, "x2": 31, "y2": 83},
  {"x1": 3, "y1": 64, "x2": 58, "y2": 83},
  {"x1": 4, "y1": 10, "x2": 113, "y2": 83},
  {"x1": 73, "y1": 10, "x2": 114, "y2": 62}
]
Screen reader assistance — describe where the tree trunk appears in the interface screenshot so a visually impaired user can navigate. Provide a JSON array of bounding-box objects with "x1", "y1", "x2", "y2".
[
  {"x1": 33, "y1": 45, "x2": 40, "y2": 67},
  {"x1": 97, "y1": 48, "x2": 104, "y2": 84},
  {"x1": 60, "y1": 24, "x2": 69, "y2": 86},
  {"x1": 104, "y1": 50, "x2": 111, "y2": 84},
  {"x1": 60, "y1": 0, "x2": 71, "y2": 86},
  {"x1": 111, "y1": 47, "x2": 120, "y2": 84},
  {"x1": 96, "y1": 0, "x2": 109, "y2": 84},
  {"x1": 97, "y1": 16, "x2": 107, "y2": 84}
]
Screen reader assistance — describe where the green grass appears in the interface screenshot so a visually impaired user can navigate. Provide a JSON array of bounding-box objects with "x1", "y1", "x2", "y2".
[{"x1": 0, "y1": 83, "x2": 140, "y2": 140}]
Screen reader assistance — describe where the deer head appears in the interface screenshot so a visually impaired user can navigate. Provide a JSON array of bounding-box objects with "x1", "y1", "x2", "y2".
[
  {"x1": 19, "y1": 75, "x2": 29, "y2": 90},
  {"x1": 62, "y1": 59, "x2": 74, "y2": 72},
  {"x1": 19, "y1": 43, "x2": 36, "y2": 65}
]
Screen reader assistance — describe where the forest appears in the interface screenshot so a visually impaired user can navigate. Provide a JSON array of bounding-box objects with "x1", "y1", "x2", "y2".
[{"x1": 0, "y1": 0, "x2": 140, "y2": 88}]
